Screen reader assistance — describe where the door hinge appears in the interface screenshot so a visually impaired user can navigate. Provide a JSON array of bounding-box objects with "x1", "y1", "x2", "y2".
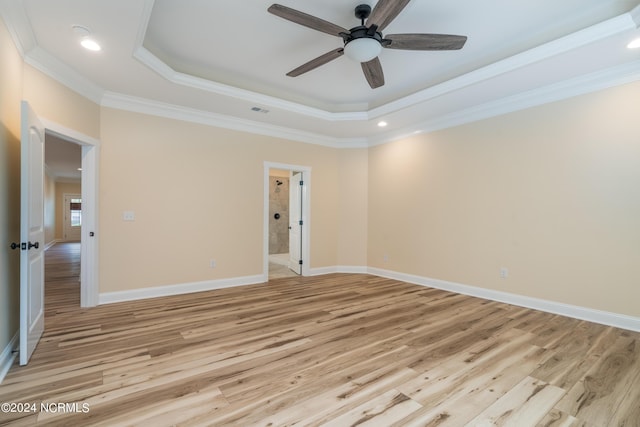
[
  {"x1": 299, "y1": 259, "x2": 303, "y2": 265},
  {"x1": 299, "y1": 180, "x2": 303, "y2": 186},
  {"x1": 299, "y1": 220, "x2": 303, "y2": 226}
]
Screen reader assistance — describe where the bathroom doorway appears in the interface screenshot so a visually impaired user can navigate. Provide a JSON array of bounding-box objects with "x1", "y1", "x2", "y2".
[
  {"x1": 264, "y1": 162, "x2": 310, "y2": 280},
  {"x1": 268, "y1": 169, "x2": 295, "y2": 278}
]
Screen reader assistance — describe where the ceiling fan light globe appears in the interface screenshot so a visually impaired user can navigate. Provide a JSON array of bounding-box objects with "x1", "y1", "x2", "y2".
[{"x1": 344, "y1": 37, "x2": 382, "y2": 62}]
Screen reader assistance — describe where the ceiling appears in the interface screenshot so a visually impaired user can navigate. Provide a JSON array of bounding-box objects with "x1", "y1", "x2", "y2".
[
  {"x1": 2, "y1": 0, "x2": 640, "y2": 147},
  {"x1": 45, "y1": 134, "x2": 82, "y2": 182}
]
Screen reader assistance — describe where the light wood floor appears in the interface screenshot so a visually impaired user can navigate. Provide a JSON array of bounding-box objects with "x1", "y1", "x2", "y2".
[{"x1": 1, "y1": 243, "x2": 639, "y2": 426}]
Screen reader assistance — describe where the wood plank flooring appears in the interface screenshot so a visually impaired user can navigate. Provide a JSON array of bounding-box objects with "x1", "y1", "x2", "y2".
[{"x1": 1, "y1": 242, "x2": 639, "y2": 426}]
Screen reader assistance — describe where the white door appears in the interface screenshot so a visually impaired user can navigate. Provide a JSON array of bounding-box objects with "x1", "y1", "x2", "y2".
[
  {"x1": 63, "y1": 194, "x2": 82, "y2": 241},
  {"x1": 288, "y1": 172, "x2": 302, "y2": 274},
  {"x1": 19, "y1": 101, "x2": 45, "y2": 365}
]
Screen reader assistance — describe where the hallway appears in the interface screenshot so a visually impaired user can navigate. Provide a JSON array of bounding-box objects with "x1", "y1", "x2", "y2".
[{"x1": 44, "y1": 242, "x2": 81, "y2": 321}]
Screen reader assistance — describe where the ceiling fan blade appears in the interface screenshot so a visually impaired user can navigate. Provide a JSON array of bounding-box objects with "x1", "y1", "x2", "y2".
[
  {"x1": 384, "y1": 33, "x2": 467, "y2": 50},
  {"x1": 361, "y1": 57, "x2": 384, "y2": 89},
  {"x1": 366, "y1": 0, "x2": 411, "y2": 31},
  {"x1": 287, "y1": 48, "x2": 344, "y2": 77},
  {"x1": 268, "y1": 4, "x2": 348, "y2": 37}
]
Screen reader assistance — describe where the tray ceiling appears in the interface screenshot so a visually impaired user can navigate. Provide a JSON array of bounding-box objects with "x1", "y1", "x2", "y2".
[{"x1": 3, "y1": 0, "x2": 640, "y2": 146}]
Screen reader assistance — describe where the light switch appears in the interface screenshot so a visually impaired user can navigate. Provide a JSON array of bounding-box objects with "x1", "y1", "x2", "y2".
[{"x1": 123, "y1": 211, "x2": 135, "y2": 221}]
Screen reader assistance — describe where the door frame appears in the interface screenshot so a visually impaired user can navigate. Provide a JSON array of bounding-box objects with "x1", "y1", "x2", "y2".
[
  {"x1": 41, "y1": 118, "x2": 100, "y2": 307},
  {"x1": 264, "y1": 162, "x2": 311, "y2": 279}
]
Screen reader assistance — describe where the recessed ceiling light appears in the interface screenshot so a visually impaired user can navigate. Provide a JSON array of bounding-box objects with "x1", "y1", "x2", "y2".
[
  {"x1": 81, "y1": 38, "x2": 101, "y2": 51},
  {"x1": 377, "y1": 121, "x2": 388, "y2": 127},
  {"x1": 72, "y1": 25, "x2": 101, "y2": 51},
  {"x1": 628, "y1": 38, "x2": 640, "y2": 49}
]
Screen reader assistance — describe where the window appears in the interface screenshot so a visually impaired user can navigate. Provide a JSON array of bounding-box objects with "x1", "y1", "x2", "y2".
[{"x1": 70, "y1": 198, "x2": 82, "y2": 227}]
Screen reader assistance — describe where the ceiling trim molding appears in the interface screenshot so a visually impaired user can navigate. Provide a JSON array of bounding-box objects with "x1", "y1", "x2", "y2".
[
  {"x1": 24, "y1": 46, "x2": 104, "y2": 104},
  {"x1": 134, "y1": 0, "x2": 365, "y2": 122},
  {"x1": 367, "y1": 13, "x2": 637, "y2": 119},
  {"x1": 101, "y1": 92, "x2": 369, "y2": 148},
  {"x1": 134, "y1": 4, "x2": 636, "y2": 122},
  {"x1": 132, "y1": 47, "x2": 367, "y2": 122},
  {"x1": 103, "y1": 58, "x2": 640, "y2": 150},
  {"x1": 4, "y1": 1, "x2": 639, "y2": 150},
  {"x1": 0, "y1": 0, "x2": 104, "y2": 103},
  {"x1": 0, "y1": 0, "x2": 35, "y2": 56},
  {"x1": 631, "y1": 4, "x2": 640, "y2": 27},
  {"x1": 369, "y1": 59, "x2": 640, "y2": 146}
]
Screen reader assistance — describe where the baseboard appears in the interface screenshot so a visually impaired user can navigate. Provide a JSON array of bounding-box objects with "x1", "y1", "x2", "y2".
[
  {"x1": 367, "y1": 267, "x2": 640, "y2": 333},
  {"x1": 99, "y1": 274, "x2": 267, "y2": 305},
  {"x1": 0, "y1": 332, "x2": 19, "y2": 384},
  {"x1": 309, "y1": 266, "x2": 369, "y2": 276},
  {"x1": 99, "y1": 266, "x2": 640, "y2": 332}
]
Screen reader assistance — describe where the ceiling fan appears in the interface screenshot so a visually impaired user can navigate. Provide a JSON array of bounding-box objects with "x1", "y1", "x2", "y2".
[{"x1": 268, "y1": 0, "x2": 467, "y2": 89}]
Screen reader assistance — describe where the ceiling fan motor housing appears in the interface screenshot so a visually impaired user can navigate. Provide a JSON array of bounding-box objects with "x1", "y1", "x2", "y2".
[
  {"x1": 341, "y1": 4, "x2": 390, "y2": 61},
  {"x1": 342, "y1": 26, "x2": 384, "y2": 45},
  {"x1": 354, "y1": 4, "x2": 372, "y2": 21}
]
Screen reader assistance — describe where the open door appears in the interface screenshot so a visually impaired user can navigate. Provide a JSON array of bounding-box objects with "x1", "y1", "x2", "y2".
[
  {"x1": 288, "y1": 172, "x2": 303, "y2": 274},
  {"x1": 19, "y1": 101, "x2": 45, "y2": 365}
]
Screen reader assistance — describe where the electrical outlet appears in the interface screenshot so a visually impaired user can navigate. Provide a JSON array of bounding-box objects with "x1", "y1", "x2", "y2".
[
  {"x1": 500, "y1": 267, "x2": 509, "y2": 279},
  {"x1": 383, "y1": 254, "x2": 389, "y2": 263},
  {"x1": 122, "y1": 211, "x2": 135, "y2": 221},
  {"x1": 209, "y1": 259, "x2": 216, "y2": 268}
]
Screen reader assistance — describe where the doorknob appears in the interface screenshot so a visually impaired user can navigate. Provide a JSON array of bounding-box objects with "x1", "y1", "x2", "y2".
[{"x1": 28, "y1": 241, "x2": 39, "y2": 250}]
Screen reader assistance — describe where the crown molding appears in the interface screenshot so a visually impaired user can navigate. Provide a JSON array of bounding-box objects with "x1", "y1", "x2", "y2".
[
  {"x1": 0, "y1": 0, "x2": 35, "y2": 56},
  {"x1": 135, "y1": 4, "x2": 636, "y2": 123},
  {"x1": 132, "y1": 47, "x2": 367, "y2": 123},
  {"x1": 368, "y1": 13, "x2": 637, "y2": 120},
  {"x1": 24, "y1": 46, "x2": 104, "y2": 104},
  {"x1": 369, "y1": 59, "x2": 640, "y2": 146},
  {"x1": 103, "y1": 58, "x2": 640, "y2": 150},
  {"x1": 0, "y1": 0, "x2": 103, "y2": 103},
  {"x1": 101, "y1": 92, "x2": 369, "y2": 148},
  {"x1": 631, "y1": 4, "x2": 640, "y2": 27},
  {"x1": 3, "y1": 0, "x2": 639, "y2": 150}
]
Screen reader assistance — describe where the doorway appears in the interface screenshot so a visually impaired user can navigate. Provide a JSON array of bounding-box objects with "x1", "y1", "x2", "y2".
[
  {"x1": 44, "y1": 136, "x2": 83, "y2": 314},
  {"x1": 42, "y1": 119, "x2": 100, "y2": 308},
  {"x1": 264, "y1": 162, "x2": 311, "y2": 280},
  {"x1": 19, "y1": 103, "x2": 100, "y2": 366}
]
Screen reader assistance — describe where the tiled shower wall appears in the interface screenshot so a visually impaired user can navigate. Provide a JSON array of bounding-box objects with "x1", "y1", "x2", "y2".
[{"x1": 269, "y1": 176, "x2": 289, "y2": 254}]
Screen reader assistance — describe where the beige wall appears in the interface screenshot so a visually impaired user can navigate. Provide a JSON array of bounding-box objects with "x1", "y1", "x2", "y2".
[
  {"x1": 368, "y1": 80, "x2": 640, "y2": 317},
  {"x1": 22, "y1": 65, "x2": 100, "y2": 139},
  {"x1": 0, "y1": 16, "x2": 23, "y2": 358},
  {"x1": 44, "y1": 171, "x2": 56, "y2": 245},
  {"x1": 98, "y1": 107, "x2": 368, "y2": 292},
  {"x1": 337, "y1": 148, "x2": 368, "y2": 267},
  {"x1": 43, "y1": 174, "x2": 82, "y2": 245}
]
